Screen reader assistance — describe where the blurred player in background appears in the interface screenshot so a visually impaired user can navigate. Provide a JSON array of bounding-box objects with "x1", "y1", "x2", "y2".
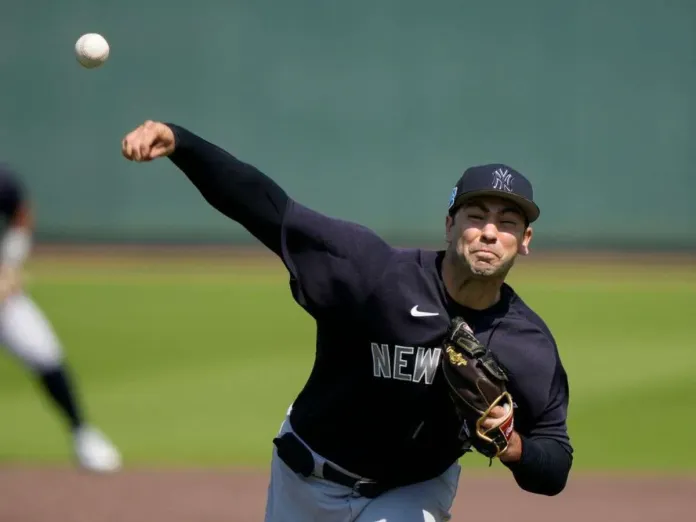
[{"x1": 0, "y1": 164, "x2": 121, "y2": 473}]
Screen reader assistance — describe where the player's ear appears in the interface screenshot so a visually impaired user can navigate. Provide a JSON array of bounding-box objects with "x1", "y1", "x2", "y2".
[
  {"x1": 445, "y1": 214, "x2": 455, "y2": 243},
  {"x1": 518, "y1": 225, "x2": 533, "y2": 256}
]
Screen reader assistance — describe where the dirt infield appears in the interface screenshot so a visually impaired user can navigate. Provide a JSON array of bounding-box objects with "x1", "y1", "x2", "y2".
[{"x1": 0, "y1": 466, "x2": 693, "y2": 522}]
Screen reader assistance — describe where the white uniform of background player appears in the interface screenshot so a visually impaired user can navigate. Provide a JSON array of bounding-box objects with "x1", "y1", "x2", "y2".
[{"x1": 0, "y1": 165, "x2": 121, "y2": 473}]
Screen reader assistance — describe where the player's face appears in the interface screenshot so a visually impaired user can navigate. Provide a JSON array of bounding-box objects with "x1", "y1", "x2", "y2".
[{"x1": 445, "y1": 196, "x2": 533, "y2": 278}]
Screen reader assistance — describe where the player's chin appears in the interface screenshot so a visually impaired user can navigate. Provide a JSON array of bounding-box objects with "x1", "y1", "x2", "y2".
[{"x1": 468, "y1": 259, "x2": 501, "y2": 277}]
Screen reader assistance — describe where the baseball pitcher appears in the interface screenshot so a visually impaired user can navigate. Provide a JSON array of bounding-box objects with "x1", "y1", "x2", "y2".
[{"x1": 122, "y1": 121, "x2": 573, "y2": 521}]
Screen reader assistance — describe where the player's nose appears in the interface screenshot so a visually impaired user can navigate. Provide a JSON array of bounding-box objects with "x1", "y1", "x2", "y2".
[{"x1": 480, "y1": 223, "x2": 498, "y2": 242}]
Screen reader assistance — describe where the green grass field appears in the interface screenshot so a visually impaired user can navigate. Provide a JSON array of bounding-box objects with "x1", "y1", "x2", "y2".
[{"x1": 0, "y1": 252, "x2": 694, "y2": 472}]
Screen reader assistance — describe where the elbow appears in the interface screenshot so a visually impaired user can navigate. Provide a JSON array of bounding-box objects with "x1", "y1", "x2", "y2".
[
  {"x1": 197, "y1": 188, "x2": 239, "y2": 221},
  {"x1": 537, "y1": 474, "x2": 569, "y2": 496},
  {"x1": 512, "y1": 447, "x2": 573, "y2": 497},
  {"x1": 517, "y1": 472, "x2": 569, "y2": 496}
]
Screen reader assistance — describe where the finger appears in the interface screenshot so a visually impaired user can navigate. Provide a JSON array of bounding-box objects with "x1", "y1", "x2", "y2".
[
  {"x1": 149, "y1": 141, "x2": 173, "y2": 159},
  {"x1": 138, "y1": 138, "x2": 152, "y2": 161},
  {"x1": 122, "y1": 138, "x2": 134, "y2": 160},
  {"x1": 149, "y1": 144, "x2": 166, "y2": 158},
  {"x1": 481, "y1": 417, "x2": 502, "y2": 430},
  {"x1": 480, "y1": 406, "x2": 508, "y2": 430},
  {"x1": 488, "y1": 406, "x2": 506, "y2": 419},
  {"x1": 123, "y1": 129, "x2": 141, "y2": 159},
  {"x1": 126, "y1": 137, "x2": 137, "y2": 161}
]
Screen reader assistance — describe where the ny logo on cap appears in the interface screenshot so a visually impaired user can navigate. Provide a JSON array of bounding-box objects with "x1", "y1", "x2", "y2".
[{"x1": 492, "y1": 168, "x2": 513, "y2": 192}]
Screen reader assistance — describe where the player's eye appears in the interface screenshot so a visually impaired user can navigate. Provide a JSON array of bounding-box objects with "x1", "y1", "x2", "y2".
[
  {"x1": 468, "y1": 214, "x2": 484, "y2": 221},
  {"x1": 501, "y1": 220, "x2": 517, "y2": 226}
]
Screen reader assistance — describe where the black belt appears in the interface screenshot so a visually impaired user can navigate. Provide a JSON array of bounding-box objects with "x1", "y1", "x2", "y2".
[{"x1": 272, "y1": 432, "x2": 392, "y2": 499}]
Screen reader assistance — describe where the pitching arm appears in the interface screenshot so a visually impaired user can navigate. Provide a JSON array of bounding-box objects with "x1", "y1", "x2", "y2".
[
  {"x1": 163, "y1": 124, "x2": 394, "y2": 315},
  {"x1": 166, "y1": 124, "x2": 289, "y2": 257}
]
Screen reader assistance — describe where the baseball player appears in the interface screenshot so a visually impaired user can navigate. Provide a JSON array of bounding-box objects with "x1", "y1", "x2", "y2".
[
  {"x1": 121, "y1": 121, "x2": 573, "y2": 521},
  {"x1": 0, "y1": 165, "x2": 121, "y2": 473}
]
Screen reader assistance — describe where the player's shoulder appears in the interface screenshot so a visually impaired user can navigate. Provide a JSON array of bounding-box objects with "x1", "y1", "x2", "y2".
[
  {"x1": 285, "y1": 200, "x2": 391, "y2": 249},
  {"x1": 364, "y1": 247, "x2": 442, "y2": 300},
  {"x1": 488, "y1": 285, "x2": 566, "y2": 391},
  {"x1": 388, "y1": 246, "x2": 440, "y2": 266},
  {"x1": 499, "y1": 284, "x2": 558, "y2": 352},
  {"x1": 374, "y1": 247, "x2": 446, "y2": 282}
]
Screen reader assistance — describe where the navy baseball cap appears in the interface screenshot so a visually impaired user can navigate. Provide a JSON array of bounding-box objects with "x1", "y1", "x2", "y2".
[{"x1": 447, "y1": 163, "x2": 540, "y2": 223}]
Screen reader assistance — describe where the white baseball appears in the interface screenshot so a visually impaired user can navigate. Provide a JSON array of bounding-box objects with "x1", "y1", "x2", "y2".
[{"x1": 75, "y1": 33, "x2": 110, "y2": 69}]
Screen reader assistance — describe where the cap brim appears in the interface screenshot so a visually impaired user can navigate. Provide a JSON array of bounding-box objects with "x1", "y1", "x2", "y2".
[{"x1": 451, "y1": 190, "x2": 540, "y2": 223}]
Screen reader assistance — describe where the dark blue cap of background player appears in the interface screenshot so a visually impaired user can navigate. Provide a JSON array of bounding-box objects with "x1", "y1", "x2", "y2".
[{"x1": 447, "y1": 163, "x2": 540, "y2": 223}]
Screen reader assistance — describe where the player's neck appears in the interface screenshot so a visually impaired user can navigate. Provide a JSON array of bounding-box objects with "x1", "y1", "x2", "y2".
[{"x1": 441, "y1": 253, "x2": 503, "y2": 311}]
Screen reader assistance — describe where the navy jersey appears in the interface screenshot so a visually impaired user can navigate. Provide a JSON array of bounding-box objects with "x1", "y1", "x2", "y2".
[{"x1": 279, "y1": 201, "x2": 571, "y2": 481}]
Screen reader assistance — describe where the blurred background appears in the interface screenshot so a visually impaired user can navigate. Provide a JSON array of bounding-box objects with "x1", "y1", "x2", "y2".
[
  {"x1": 1, "y1": 0, "x2": 695, "y2": 249},
  {"x1": 0, "y1": 0, "x2": 694, "y2": 518}
]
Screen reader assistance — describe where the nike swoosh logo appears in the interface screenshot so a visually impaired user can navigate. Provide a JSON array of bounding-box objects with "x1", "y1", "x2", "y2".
[{"x1": 410, "y1": 305, "x2": 439, "y2": 317}]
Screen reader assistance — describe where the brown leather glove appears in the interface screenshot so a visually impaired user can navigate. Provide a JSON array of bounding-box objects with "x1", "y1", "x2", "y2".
[{"x1": 441, "y1": 317, "x2": 515, "y2": 460}]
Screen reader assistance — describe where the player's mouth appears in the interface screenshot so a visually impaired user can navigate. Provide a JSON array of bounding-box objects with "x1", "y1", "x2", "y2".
[{"x1": 471, "y1": 249, "x2": 499, "y2": 259}]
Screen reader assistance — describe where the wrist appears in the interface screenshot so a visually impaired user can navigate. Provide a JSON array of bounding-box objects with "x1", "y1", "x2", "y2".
[
  {"x1": 499, "y1": 430, "x2": 523, "y2": 463},
  {"x1": 164, "y1": 123, "x2": 183, "y2": 150}
]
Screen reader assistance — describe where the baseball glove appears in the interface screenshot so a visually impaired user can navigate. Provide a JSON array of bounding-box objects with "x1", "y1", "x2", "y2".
[{"x1": 441, "y1": 317, "x2": 515, "y2": 460}]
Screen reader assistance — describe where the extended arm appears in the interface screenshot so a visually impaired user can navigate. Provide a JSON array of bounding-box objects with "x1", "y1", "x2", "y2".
[
  {"x1": 166, "y1": 124, "x2": 289, "y2": 257},
  {"x1": 120, "y1": 121, "x2": 395, "y2": 314}
]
